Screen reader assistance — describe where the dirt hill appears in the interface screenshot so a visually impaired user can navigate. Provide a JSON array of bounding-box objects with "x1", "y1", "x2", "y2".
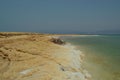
[{"x1": 0, "y1": 32, "x2": 91, "y2": 80}]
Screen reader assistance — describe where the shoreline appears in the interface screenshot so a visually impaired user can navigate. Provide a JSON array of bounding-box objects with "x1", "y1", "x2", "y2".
[
  {"x1": 62, "y1": 43, "x2": 91, "y2": 80},
  {"x1": 0, "y1": 32, "x2": 91, "y2": 80}
]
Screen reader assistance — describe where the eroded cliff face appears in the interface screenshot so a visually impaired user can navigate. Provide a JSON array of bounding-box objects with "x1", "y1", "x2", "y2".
[{"x1": 0, "y1": 33, "x2": 91, "y2": 80}]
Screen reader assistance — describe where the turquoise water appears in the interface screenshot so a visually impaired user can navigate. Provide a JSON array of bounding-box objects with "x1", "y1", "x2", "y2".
[{"x1": 62, "y1": 35, "x2": 120, "y2": 80}]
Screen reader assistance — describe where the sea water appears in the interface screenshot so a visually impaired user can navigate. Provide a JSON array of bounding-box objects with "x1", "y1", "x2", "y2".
[{"x1": 61, "y1": 35, "x2": 120, "y2": 80}]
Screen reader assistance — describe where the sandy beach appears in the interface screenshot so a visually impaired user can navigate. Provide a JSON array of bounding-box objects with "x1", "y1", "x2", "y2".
[{"x1": 0, "y1": 32, "x2": 91, "y2": 80}]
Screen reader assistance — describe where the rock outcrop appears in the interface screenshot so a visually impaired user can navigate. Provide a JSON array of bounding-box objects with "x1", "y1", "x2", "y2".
[{"x1": 50, "y1": 37, "x2": 66, "y2": 45}]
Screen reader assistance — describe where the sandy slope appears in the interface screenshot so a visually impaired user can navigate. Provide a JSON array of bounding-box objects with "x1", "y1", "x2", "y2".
[{"x1": 0, "y1": 32, "x2": 91, "y2": 80}]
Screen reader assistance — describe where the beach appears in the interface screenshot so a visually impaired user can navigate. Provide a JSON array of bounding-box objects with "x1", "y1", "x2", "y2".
[{"x1": 0, "y1": 32, "x2": 91, "y2": 80}]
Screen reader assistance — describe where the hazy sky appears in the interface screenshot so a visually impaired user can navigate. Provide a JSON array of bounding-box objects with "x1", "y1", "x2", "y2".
[{"x1": 0, "y1": 0, "x2": 120, "y2": 33}]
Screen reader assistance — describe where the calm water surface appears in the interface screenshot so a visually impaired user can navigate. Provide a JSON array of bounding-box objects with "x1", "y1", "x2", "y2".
[{"x1": 62, "y1": 35, "x2": 120, "y2": 80}]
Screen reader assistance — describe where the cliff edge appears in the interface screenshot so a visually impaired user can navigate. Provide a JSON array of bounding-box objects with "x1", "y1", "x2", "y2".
[{"x1": 0, "y1": 32, "x2": 91, "y2": 80}]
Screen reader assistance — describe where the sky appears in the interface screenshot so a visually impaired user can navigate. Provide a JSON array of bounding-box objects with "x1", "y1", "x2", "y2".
[{"x1": 0, "y1": 0, "x2": 120, "y2": 34}]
